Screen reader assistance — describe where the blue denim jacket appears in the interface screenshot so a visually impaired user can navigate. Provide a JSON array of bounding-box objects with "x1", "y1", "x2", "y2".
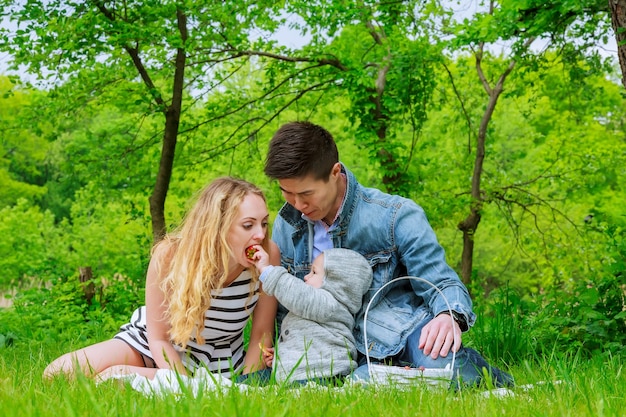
[{"x1": 271, "y1": 164, "x2": 476, "y2": 359}]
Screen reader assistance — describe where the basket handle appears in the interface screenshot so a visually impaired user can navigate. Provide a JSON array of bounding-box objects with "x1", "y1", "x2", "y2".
[{"x1": 362, "y1": 276, "x2": 457, "y2": 381}]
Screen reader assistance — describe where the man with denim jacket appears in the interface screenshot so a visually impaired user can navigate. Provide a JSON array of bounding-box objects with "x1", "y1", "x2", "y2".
[{"x1": 264, "y1": 121, "x2": 513, "y2": 388}]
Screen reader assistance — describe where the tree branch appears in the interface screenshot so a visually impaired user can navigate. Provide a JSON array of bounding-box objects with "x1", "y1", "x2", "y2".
[
  {"x1": 210, "y1": 48, "x2": 349, "y2": 72},
  {"x1": 193, "y1": 80, "x2": 335, "y2": 164},
  {"x1": 93, "y1": 1, "x2": 166, "y2": 110},
  {"x1": 442, "y1": 61, "x2": 474, "y2": 153},
  {"x1": 179, "y1": 63, "x2": 332, "y2": 135}
]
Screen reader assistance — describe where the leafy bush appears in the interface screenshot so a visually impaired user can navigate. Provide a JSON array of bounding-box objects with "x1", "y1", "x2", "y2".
[
  {"x1": 529, "y1": 225, "x2": 626, "y2": 356},
  {"x1": 0, "y1": 200, "x2": 70, "y2": 287},
  {"x1": 470, "y1": 224, "x2": 626, "y2": 362},
  {"x1": 0, "y1": 191, "x2": 151, "y2": 291},
  {"x1": 0, "y1": 272, "x2": 144, "y2": 347},
  {"x1": 63, "y1": 185, "x2": 152, "y2": 286}
]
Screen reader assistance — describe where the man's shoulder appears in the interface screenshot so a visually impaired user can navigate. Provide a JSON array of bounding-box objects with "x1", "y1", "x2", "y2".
[{"x1": 356, "y1": 183, "x2": 421, "y2": 211}]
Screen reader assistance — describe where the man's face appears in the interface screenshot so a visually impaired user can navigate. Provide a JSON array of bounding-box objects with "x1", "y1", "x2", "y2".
[{"x1": 277, "y1": 163, "x2": 341, "y2": 222}]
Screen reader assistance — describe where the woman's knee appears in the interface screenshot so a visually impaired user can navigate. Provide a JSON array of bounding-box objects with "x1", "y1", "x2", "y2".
[
  {"x1": 43, "y1": 351, "x2": 85, "y2": 379},
  {"x1": 43, "y1": 339, "x2": 142, "y2": 380}
]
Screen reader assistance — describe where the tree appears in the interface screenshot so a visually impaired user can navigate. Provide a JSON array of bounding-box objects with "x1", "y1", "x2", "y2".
[
  {"x1": 0, "y1": 0, "x2": 284, "y2": 241},
  {"x1": 189, "y1": 0, "x2": 442, "y2": 195},
  {"x1": 1, "y1": 0, "x2": 618, "y2": 287},
  {"x1": 444, "y1": 0, "x2": 613, "y2": 284}
]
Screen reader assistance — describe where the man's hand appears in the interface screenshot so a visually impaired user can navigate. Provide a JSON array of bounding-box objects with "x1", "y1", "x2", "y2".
[{"x1": 418, "y1": 313, "x2": 462, "y2": 359}]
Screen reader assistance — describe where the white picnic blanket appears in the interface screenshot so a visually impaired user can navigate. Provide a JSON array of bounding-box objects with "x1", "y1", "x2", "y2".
[
  {"x1": 99, "y1": 366, "x2": 552, "y2": 398},
  {"x1": 98, "y1": 368, "x2": 248, "y2": 397}
]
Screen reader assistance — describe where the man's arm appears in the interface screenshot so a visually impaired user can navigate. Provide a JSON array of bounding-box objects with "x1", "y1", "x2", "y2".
[{"x1": 394, "y1": 202, "x2": 473, "y2": 358}]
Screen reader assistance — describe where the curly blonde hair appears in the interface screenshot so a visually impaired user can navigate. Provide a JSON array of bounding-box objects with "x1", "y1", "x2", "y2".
[{"x1": 155, "y1": 177, "x2": 269, "y2": 347}]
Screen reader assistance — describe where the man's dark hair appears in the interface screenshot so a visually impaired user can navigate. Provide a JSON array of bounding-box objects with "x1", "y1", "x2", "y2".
[{"x1": 264, "y1": 121, "x2": 339, "y2": 181}]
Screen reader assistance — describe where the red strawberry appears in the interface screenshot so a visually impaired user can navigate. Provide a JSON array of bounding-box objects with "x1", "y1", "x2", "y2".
[{"x1": 246, "y1": 246, "x2": 258, "y2": 260}]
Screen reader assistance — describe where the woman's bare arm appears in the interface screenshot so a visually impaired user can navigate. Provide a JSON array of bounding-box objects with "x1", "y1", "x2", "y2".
[
  {"x1": 145, "y1": 242, "x2": 188, "y2": 375},
  {"x1": 243, "y1": 241, "x2": 279, "y2": 373}
]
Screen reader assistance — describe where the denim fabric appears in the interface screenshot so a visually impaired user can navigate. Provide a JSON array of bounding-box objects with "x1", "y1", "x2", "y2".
[
  {"x1": 236, "y1": 368, "x2": 272, "y2": 386},
  {"x1": 272, "y1": 164, "x2": 476, "y2": 358},
  {"x1": 237, "y1": 368, "x2": 347, "y2": 387}
]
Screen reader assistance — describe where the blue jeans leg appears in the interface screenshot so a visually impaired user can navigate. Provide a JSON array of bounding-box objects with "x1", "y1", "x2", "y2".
[
  {"x1": 399, "y1": 320, "x2": 515, "y2": 389},
  {"x1": 235, "y1": 368, "x2": 272, "y2": 386},
  {"x1": 350, "y1": 361, "x2": 373, "y2": 382}
]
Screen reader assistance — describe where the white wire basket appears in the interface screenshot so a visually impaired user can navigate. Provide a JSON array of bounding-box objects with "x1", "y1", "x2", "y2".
[{"x1": 362, "y1": 276, "x2": 456, "y2": 388}]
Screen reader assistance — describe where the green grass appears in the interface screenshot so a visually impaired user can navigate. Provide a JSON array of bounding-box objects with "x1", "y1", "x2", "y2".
[{"x1": 1, "y1": 340, "x2": 624, "y2": 417}]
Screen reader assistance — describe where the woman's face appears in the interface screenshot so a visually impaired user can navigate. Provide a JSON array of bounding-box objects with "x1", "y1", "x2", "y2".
[{"x1": 228, "y1": 193, "x2": 269, "y2": 266}]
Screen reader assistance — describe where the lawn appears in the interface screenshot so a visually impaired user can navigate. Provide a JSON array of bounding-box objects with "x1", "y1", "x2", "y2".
[{"x1": 1, "y1": 340, "x2": 624, "y2": 417}]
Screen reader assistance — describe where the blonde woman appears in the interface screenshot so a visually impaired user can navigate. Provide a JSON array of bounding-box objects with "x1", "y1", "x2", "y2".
[{"x1": 44, "y1": 177, "x2": 279, "y2": 380}]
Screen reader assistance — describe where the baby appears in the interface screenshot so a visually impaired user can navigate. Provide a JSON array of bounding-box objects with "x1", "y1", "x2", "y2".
[{"x1": 248, "y1": 246, "x2": 373, "y2": 384}]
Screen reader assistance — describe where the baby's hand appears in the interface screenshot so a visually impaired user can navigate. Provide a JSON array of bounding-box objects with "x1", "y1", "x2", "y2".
[
  {"x1": 248, "y1": 245, "x2": 270, "y2": 272},
  {"x1": 258, "y1": 342, "x2": 274, "y2": 368}
]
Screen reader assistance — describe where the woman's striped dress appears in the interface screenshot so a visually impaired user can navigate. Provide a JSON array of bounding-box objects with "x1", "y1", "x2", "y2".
[{"x1": 115, "y1": 270, "x2": 259, "y2": 377}]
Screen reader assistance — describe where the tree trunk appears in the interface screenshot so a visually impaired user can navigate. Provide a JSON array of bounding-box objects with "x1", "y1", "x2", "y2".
[
  {"x1": 458, "y1": 212, "x2": 480, "y2": 284},
  {"x1": 148, "y1": 9, "x2": 188, "y2": 242},
  {"x1": 457, "y1": 39, "x2": 522, "y2": 285},
  {"x1": 457, "y1": 80, "x2": 502, "y2": 284},
  {"x1": 609, "y1": 0, "x2": 626, "y2": 88},
  {"x1": 149, "y1": 111, "x2": 179, "y2": 241},
  {"x1": 96, "y1": 6, "x2": 188, "y2": 242},
  {"x1": 78, "y1": 266, "x2": 95, "y2": 305}
]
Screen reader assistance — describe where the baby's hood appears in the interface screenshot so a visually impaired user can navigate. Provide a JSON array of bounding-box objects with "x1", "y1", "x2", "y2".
[{"x1": 322, "y1": 248, "x2": 373, "y2": 315}]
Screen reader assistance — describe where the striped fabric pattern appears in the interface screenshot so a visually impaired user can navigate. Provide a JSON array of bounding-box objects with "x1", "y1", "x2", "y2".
[{"x1": 115, "y1": 270, "x2": 259, "y2": 377}]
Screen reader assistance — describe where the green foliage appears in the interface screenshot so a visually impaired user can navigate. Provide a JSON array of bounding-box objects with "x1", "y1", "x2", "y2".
[
  {"x1": 0, "y1": 77, "x2": 48, "y2": 207},
  {"x1": 0, "y1": 272, "x2": 143, "y2": 346},
  {"x1": 0, "y1": 194, "x2": 150, "y2": 288},
  {"x1": 469, "y1": 224, "x2": 626, "y2": 361},
  {"x1": 530, "y1": 224, "x2": 626, "y2": 356},
  {"x1": 0, "y1": 200, "x2": 67, "y2": 286},
  {"x1": 416, "y1": 49, "x2": 626, "y2": 294},
  {"x1": 449, "y1": 0, "x2": 611, "y2": 55},
  {"x1": 63, "y1": 185, "x2": 152, "y2": 282},
  {"x1": 467, "y1": 284, "x2": 534, "y2": 364},
  {"x1": 38, "y1": 86, "x2": 164, "y2": 221}
]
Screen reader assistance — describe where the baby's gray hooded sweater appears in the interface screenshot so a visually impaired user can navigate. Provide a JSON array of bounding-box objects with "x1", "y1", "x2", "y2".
[{"x1": 261, "y1": 248, "x2": 373, "y2": 383}]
